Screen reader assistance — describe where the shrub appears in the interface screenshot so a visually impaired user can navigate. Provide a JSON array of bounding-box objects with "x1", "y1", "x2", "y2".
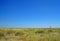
[
  {"x1": 15, "y1": 32, "x2": 24, "y2": 36},
  {"x1": 57, "y1": 29, "x2": 60, "y2": 33},
  {"x1": 0, "y1": 31, "x2": 4, "y2": 38},
  {"x1": 6, "y1": 30, "x2": 16, "y2": 35},
  {"x1": 48, "y1": 29, "x2": 53, "y2": 33},
  {"x1": 35, "y1": 30, "x2": 44, "y2": 34}
]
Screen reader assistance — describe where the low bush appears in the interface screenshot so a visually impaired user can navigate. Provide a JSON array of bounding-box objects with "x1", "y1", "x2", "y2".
[
  {"x1": 48, "y1": 29, "x2": 53, "y2": 33},
  {"x1": 6, "y1": 30, "x2": 16, "y2": 35},
  {"x1": 15, "y1": 32, "x2": 24, "y2": 36},
  {"x1": 35, "y1": 30, "x2": 44, "y2": 34},
  {"x1": 0, "y1": 31, "x2": 4, "y2": 38}
]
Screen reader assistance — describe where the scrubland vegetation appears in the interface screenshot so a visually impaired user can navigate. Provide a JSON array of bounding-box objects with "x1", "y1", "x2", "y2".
[{"x1": 0, "y1": 28, "x2": 60, "y2": 41}]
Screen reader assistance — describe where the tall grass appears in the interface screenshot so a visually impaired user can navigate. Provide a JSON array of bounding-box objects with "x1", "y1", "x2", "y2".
[{"x1": 0, "y1": 28, "x2": 60, "y2": 41}]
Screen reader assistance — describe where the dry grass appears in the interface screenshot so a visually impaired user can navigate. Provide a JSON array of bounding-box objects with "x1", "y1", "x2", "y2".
[{"x1": 0, "y1": 28, "x2": 60, "y2": 41}]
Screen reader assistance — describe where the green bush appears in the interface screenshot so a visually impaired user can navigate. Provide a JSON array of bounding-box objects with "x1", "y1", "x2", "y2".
[
  {"x1": 57, "y1": 29, "x2": 60, "y2": 33},
  {"x1": 15, "y1": 32, "x2": 24, "y2": 36},
  {"x1": 0, "y1": 31, "x2": 4, "y2": 38},
  {"x1": 6, "y1": 30, "x2": 16, "y2": 34},
  {"x1": 35, "y1": 30, "x2": 44, "y2": 34},
  {"x1": 48, "y1": 29, "x2": 53, "y2": 33}
]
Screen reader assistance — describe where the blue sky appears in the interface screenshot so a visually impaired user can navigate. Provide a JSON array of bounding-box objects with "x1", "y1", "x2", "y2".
[{"x1": 0, "y1": 0, "x2": 60, "y2": 28}]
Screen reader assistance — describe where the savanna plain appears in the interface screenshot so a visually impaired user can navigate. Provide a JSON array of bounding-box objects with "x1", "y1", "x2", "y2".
[{"x1": 0, "y1": 28, "x2": 60, "y2": 41}]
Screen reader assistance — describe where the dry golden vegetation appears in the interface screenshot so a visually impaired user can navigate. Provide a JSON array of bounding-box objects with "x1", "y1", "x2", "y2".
[{"x1": 0, "y1": 28, "x2": 60, "y2": 41}]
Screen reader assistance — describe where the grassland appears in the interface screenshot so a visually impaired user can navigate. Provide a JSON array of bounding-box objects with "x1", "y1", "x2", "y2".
[{"x1": 0, "y1": 28, "x2": 60, "y2": 41}]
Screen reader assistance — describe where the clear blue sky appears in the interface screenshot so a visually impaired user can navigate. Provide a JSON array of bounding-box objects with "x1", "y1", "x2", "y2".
[{"x1": 0, "y1": 0, "x2": 60, "y2": 28}]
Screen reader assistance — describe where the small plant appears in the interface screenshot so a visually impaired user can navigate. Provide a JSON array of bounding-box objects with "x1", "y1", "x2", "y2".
[
  {"x1": 6, "y1": 30, "x2": 16, "y2": 35},
  {"x1": 48, "y1": 29, "x2": 53, "y2": 33},
  {"x1": 35, "y1": 30, "x2": 44, "y2": 34},
  {"x1": 15, "y1": 32, "x2": 24, "y2": 36},
  {"x1": 57, "y1": 29, "x2": 60, "y2": 33},
  {"x1": 0, "y1": 31, "x2": 4, "y2": 38}
]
